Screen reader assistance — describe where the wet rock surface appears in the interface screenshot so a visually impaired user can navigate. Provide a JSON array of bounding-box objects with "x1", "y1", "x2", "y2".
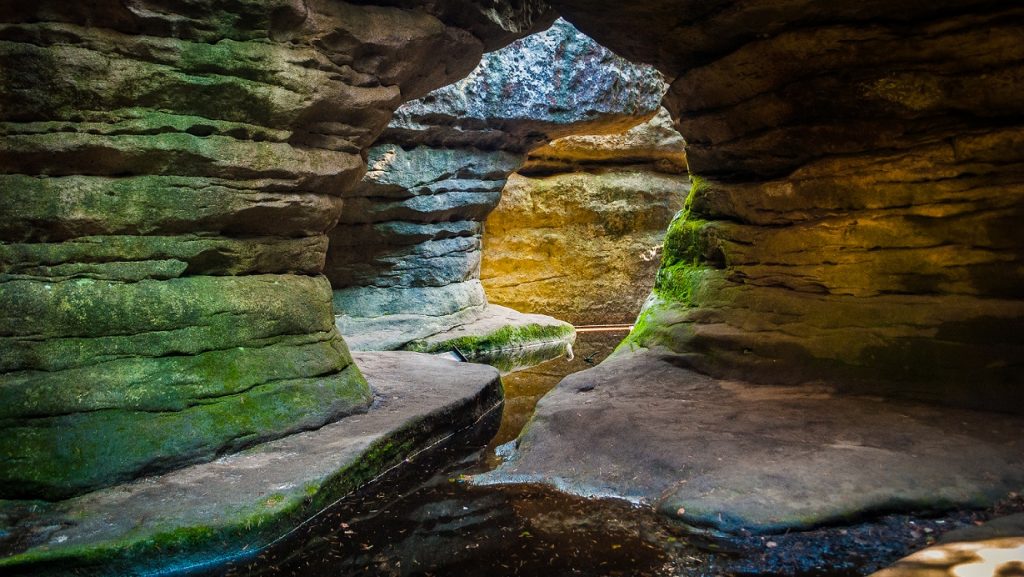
[
  {"x1": 482, "y1": 109, "x2": 688, "y2": 325},
  {"x1": 330, "y1": 18, "x2": 665, "y2": 350},
  {"x1": 0, "y1": 0, "x2": 551, "y2": 500}
]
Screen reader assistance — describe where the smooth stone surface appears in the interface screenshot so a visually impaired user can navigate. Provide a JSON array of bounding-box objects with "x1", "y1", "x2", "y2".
[
  {"x1": 476, "y1": 351, "x2": 1024, "y2": 534},
  {"x1": 335, "y1": 281, "x2": 487, "y2": 351},
  {"x1": 481, "y1": 169, "x2": 687, "y2": 326},
  {"x1": 481, "y1": 108, "x2": 687, "y2": 326},
  {"x1": 938, "y1": 513, "x2": 1024, "y2": 545},
  {"x1": 522, "y1": 107, "x2": 687, "y2": 174},
  {"x1": 0, "y1": 352, "x2": 502, "y2": 576}
]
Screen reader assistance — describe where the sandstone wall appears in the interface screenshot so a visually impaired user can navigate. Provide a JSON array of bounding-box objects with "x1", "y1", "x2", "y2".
[
  {"x1": 482, "y1": 109, "x2": 688, "y2": 325},
  {"x1": 0, "y1": 0, "x2": 552, "y2": 500},
  {"x1": 329, "y1": 18, "x2": 665, "y2": 349},
  {"x1": 554, "y1": 0, "x2": 1024, "y2": 412}
]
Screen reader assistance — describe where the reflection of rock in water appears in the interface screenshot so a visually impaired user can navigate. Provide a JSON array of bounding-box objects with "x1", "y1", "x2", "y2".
[{"x1": 488, "y1": 330, "x2": 630, "y2": 452}]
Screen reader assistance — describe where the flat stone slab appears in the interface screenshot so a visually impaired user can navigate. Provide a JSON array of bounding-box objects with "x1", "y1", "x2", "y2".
[
  {"x1": 475, "y1": 351, "x2": 1024, "y2": 534},
  {"x1": 0, "y1": 352, "x2": 501, "y2": 576}
]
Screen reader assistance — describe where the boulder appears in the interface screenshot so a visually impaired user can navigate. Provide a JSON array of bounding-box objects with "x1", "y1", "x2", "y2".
[{"x1": 477, "y1": 351, "x2": 1024, "y2": 535}]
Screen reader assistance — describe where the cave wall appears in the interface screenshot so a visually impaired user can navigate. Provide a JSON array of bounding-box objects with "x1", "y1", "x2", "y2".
[
  {"x1": 328, "y1": 18, "x2": 666, "y2": 350},
  {"x1": 0, "y1": 0, "x2": 553, "y2": 500},
  {"x1": 553, "y1": 0, "x2": 1024, "y2": 412},
  {"x1": 482, "y1": 109, "x2": 689, "y2": 325}
]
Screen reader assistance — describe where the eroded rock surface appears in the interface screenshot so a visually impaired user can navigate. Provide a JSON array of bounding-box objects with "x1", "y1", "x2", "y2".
[
  {"x1": 552, "y1": 0, "x2": 1024, "y2": 411},
  {"x1": 477, "y1": 351, "x2": 1024, "y2": 534},
  {"x1": 329, "y1": 18, "x2": 665, "y2": 350},
  {"x1": 481, "y1": 109, "x2": 688, "y2": 325},
  {"x1": 0, "y1": 0, "x2": 552, "y2": 500}
]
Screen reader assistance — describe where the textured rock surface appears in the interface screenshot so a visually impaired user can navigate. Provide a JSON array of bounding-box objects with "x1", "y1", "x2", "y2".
[
  {"x1": 0, "y1": 0, "x2": 552, "y2": 500},
  {"x1": 482, "y1": 109, "x2": 688, "y2": 325},
  {"x1": 551, "y1": 0, "x2": 1024, "y2": 412},
  {"x1": 0, "y1": 352, "x2": 502, "y2": 575},
  {"x1": 329, "y1": 18, "x2": 665, "y2": 349},
  {"x1": 477, "y1": 351, "x2": 1024, "y2": 534}
]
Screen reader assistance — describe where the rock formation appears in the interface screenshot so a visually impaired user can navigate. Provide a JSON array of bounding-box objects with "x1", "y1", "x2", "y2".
[
  {"x1": 328, "y1": 18, "x2": 666, "y2": 350},
  {"x1": 0, "y1": 0, "x2": 553, "y2": 500},
  {"x1": 479, "y1": 0, "x2": 1024, "y2": 566},
  {"x1": 482, "y1": 108, "x2": 688, "y2": 325},
  {"x1": 552, "y1": 0, "x2": 1024, "y2": 412}
]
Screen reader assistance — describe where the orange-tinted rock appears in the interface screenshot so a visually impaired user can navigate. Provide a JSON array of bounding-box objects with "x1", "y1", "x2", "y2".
[{"x1": 553, "y1": 0, "x2": 1024, "y2": 412}]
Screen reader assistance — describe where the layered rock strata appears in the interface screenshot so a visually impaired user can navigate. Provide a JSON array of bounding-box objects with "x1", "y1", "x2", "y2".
[
  {"x1": 0, "y1": 0, "x2": 553, "y2": 500},
  {"x1": 328, "y1": 18, "x2": 665, "y2": 350},
  {"x1": 481, "y1": 109, "x2": 688, "y2": 325},
  {"x1": 552, "y1": 0, "x2": 1024, "y2": 412}
]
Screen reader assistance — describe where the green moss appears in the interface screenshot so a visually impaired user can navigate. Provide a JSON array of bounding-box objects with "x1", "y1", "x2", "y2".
[
  {"x1": 687, "y1": 174, "x2": 709, "y2": 206},
  {"x1": 406, "y1": 323, "x2": 575, "y2": 357},
  {"x1": 655, "y1": 262, "x2": 711, "y2": 305},
  {"x1": 616, "y1": 174, "x2": 721, "y2": 353},
  {"x1": 0, "y1": 364, "x2": 371, "y2": 500},
  {"x1": 662, "y1": 217, "x2": 709, "y2": 268}
]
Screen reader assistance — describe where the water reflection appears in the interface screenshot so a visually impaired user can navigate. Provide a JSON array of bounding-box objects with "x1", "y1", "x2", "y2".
[
  {"x1": 486, "y1": 330, "x2": 629, "y2": 455},
  {"x1": 212, "y1": 457, "x2": 695, "y2": 577}
]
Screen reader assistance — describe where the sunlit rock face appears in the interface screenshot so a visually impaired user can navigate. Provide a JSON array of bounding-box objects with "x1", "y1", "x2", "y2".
[
  {"x1": 329, "y1": 18, "x2": 665, "y2": 349},
  {"x1": 0, "y1": 0, "x2": 553, "y2": 500},
  {"x1": 554, "y1": 0, "x2": 1024, "y2": 412},
  {"x1": 482, "y1": 109, "x2": 688, "y2": 325}
]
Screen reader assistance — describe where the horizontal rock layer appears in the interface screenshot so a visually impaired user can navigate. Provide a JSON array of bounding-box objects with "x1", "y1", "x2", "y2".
[
  {"x1": 0, "y1": 0, "x2": 553, "y2": 499},
  {"x1": 553, "y1": 0, "x2": 1024, "y2": 411}
]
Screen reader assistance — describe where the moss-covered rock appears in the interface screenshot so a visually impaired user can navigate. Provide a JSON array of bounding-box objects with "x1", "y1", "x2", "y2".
[
  {"x1": 405, "y1": 305, "x2": 576, "y2": 373},
  {"x1": 0, "y1": 0, "x2": 555, "y2": 499},
  {"x1": 0, "y1": 363, "x2": 370, "y2": 501}
]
